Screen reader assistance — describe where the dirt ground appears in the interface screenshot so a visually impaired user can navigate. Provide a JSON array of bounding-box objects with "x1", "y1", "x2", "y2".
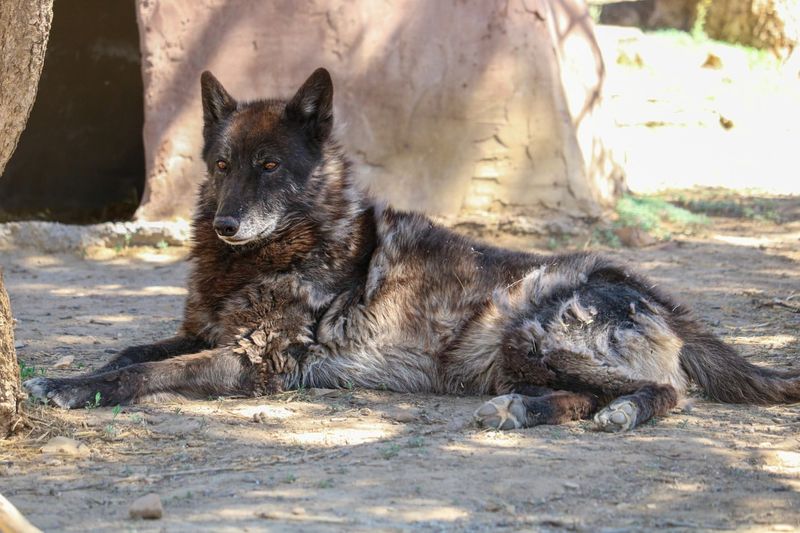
[
  {"x1": 2, "y1": 22, "x2": 800, "y2": 533},
  {"x1": 1, "y1": 199, "x2": 799, "y2": 532}
]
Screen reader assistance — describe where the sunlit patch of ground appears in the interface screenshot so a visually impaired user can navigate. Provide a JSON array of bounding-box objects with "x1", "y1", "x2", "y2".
[{"x1": 596, "y1": 26, "x2": 800, "y2": 196}]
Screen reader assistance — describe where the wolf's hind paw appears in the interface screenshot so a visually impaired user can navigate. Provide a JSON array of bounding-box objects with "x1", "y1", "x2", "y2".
[
  {"x1": 594, "y1": 399, "x2": 638, "y2": 432},
  {"x1": 474, "y1": 394, "x2": 527, "y2": 430}
]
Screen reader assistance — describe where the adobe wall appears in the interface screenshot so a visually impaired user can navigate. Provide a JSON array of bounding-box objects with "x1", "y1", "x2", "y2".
[{"x1": 135, "y1": 0, "x2": 622, "y2": 221}]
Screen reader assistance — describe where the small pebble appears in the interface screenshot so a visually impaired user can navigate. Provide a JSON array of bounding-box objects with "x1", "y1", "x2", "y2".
[
  {"x1": 52, "y1": 355, "x2": 74, "y2": 369},
  {"x1": 40, "y1": 436, "x2": 90, "y2": 457},
  {"x1": 308, "y1": 388, "x2": 339, "y2": 398},
  {"x1": 128, "y1": 493, "x2": 163, "y2": 520},
  {"x1": 446, "y1": 417, "x2": 470, "y2": 431},
  {"x1": 383, "y1": 408, "x2": 418, "y2": 423}
]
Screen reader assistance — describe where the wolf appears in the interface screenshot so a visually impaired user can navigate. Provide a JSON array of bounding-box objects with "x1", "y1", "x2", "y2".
[{"x1": 24, "y1": 68, "x2": 800, "y2": 432}]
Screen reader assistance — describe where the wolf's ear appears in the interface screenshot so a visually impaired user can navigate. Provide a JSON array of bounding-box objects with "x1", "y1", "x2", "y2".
[
  {"x1": 201, "y1": 71, "x2": 236, "y2": 128},
  {"x1": 285, "y1": 68, "x2": 333, "y2": 142}
]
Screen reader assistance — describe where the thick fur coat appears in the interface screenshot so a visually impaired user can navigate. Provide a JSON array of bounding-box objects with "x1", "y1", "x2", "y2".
[{"x1": 25, "y1": 69, "x2": 800, "y2": 432}]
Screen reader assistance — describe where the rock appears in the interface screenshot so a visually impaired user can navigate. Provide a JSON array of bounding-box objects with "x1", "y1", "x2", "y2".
[
  {"x1": 128, "y1": 493, "x2": 163, "y2": 520},
  {"x1": 484, "y1": 501, "x2": 515, "y2": 513},
  {"x1": 52, "y1": 355, "x2": 74, "y2": 369},
  {"x1": 383, "y1": 408, "x2": 419, "y2": 424},
  {"x1": 484, "y1": 501, "x2": 503, "y2": 512},
  {"x1": 614, "y1": 226, "x2": 656, "y2": 248},
  {"x1": 0, "y1": 220, "x2": 191, "y2": 253},
  {"x1": 701, "y1": 53, "x2": 723, "y2": 69},
  {"x1": 445, "y1": 417, "x2": 470, "y2": 432},
  {"x1": 308, "y1": 388, "x2": 340, "y2": 398},
  {"x1": 40, "y1": 436, "x2": 90, "y2": 457},
  {"x1": 719, "y1": 114, "x2": 735, "y2": 130}
]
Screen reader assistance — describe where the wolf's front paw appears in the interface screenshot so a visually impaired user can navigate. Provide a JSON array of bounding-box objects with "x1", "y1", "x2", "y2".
[{"x1": 23, "y1": 377, "x2": 95, "y2": 409}]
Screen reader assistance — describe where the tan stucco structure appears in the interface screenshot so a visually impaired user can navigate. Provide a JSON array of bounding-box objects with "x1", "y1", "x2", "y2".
[{"x1": 134, "y1": 0, "x2": 622, "y2": 220}]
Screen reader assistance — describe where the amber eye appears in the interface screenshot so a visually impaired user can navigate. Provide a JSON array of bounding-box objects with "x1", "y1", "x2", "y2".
[
  {"x1": 216, "y1": 160, "x2": 228, "y2": 171},
  {"x1": 263, "y1": 161, "x2": 279, "y2": 172}
]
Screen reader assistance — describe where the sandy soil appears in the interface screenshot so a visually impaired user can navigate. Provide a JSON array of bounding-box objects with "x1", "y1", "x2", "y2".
[{"x1": 1, "y1": 203, "x2": 799, "y2": 532}]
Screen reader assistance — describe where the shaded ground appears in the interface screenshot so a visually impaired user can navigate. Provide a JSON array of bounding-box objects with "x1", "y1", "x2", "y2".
[{"x1": 1, "y1": 197, "x2": 799, "y2": 532}]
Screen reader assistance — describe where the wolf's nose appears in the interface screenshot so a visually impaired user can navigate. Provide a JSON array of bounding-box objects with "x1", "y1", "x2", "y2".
[{"x1": 213, "y1": 216, "x2": 240, "y2": 237}]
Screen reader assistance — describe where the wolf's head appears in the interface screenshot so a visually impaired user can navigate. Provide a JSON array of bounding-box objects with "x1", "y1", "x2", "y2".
[{"x1": 199, "y1": 68, "x2": 334, "y2": 245}]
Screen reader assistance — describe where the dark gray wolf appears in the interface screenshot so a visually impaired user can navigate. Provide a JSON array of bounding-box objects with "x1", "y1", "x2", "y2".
[{"x1": 24, "y1": 68, "x2": 800, "y2": 432}]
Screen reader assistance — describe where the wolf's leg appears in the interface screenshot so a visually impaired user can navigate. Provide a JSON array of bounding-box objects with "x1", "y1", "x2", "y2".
[
  {"x1": 475, "y1": 390, "x2": 598, "y2": 430},
  {"x1": 95, "y1": 335, "x2": 211, "y2": 372},
  {"x1": 594, "y1": 382, "x2": 678, "y2": 432},
  {"x1": 24, "y1": 348, "x2": 258, "y2": 409}
]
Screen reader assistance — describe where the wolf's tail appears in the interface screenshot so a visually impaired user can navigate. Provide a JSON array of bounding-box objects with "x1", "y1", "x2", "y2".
[{"x1": 678, "y1": 319, "x2": 800, "y2": 404}]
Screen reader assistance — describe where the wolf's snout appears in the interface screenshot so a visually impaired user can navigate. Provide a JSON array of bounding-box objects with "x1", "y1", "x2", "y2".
[{"x1": 213, "y1": 216, "x2": 240, "y2": 237}]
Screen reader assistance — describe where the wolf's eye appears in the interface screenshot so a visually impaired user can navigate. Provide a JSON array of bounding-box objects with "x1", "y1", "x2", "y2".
[
  {"x1": 263, "y1": 161, "x2": 279, "y2": 172},
  {"x1": 216, "y1": 160, "x2": 228, "y2": 171}
]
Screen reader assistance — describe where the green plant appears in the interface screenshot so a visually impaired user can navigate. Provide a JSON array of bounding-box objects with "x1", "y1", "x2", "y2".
[
  {"x1": 115, "y1": 232, "x2": 134, "y2": 253},
  {"x1": 19, "y1": 361, "x2": 45, "y2": 380},
  {"x1": 380, "y1": 443, "x2": 401, "y2": 460},
  {"x1": 104, "y1": 404, "x2": 123, "y2": 438},
  {"x1": 611, "y1": 195, "x2": 709, "y2": 243},
  {"x1": 406, "y1": 436, "x2": 426, "y2": 448},
  {"x1": 85, "y1": 391, "x2": 102, "y2": 410},
  {"x1": 589, "y1": 227, "x2": 622, "y2": 248},
  {"x1": 156, "y1": 239, "x2": 169, "y2": 250},
  {"x1": 616, "y1": 196, "x2": 708, "y2": 231}
]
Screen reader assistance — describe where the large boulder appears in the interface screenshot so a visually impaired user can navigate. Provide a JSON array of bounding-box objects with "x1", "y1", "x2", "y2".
[
  {"x1": 135, "y1": 0, "x2": 622, "y2": 221},
  {"x1": 705, "y1": 0, "x2": 799, "y2": 57}
]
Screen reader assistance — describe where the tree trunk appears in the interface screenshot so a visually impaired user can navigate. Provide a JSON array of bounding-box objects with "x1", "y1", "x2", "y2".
[
  {"x1": 0, "y1": 274, "x2": 22, "y2": 437},
  {"x1": 0, "y1": 0, "x2": 54, "y2": 176},
  {"x1": 705, "y1": 0, "x2": 799, "y2": 57},
  {"x1": 0, "y1": 0, "x2": 54, "y2": 437}
]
